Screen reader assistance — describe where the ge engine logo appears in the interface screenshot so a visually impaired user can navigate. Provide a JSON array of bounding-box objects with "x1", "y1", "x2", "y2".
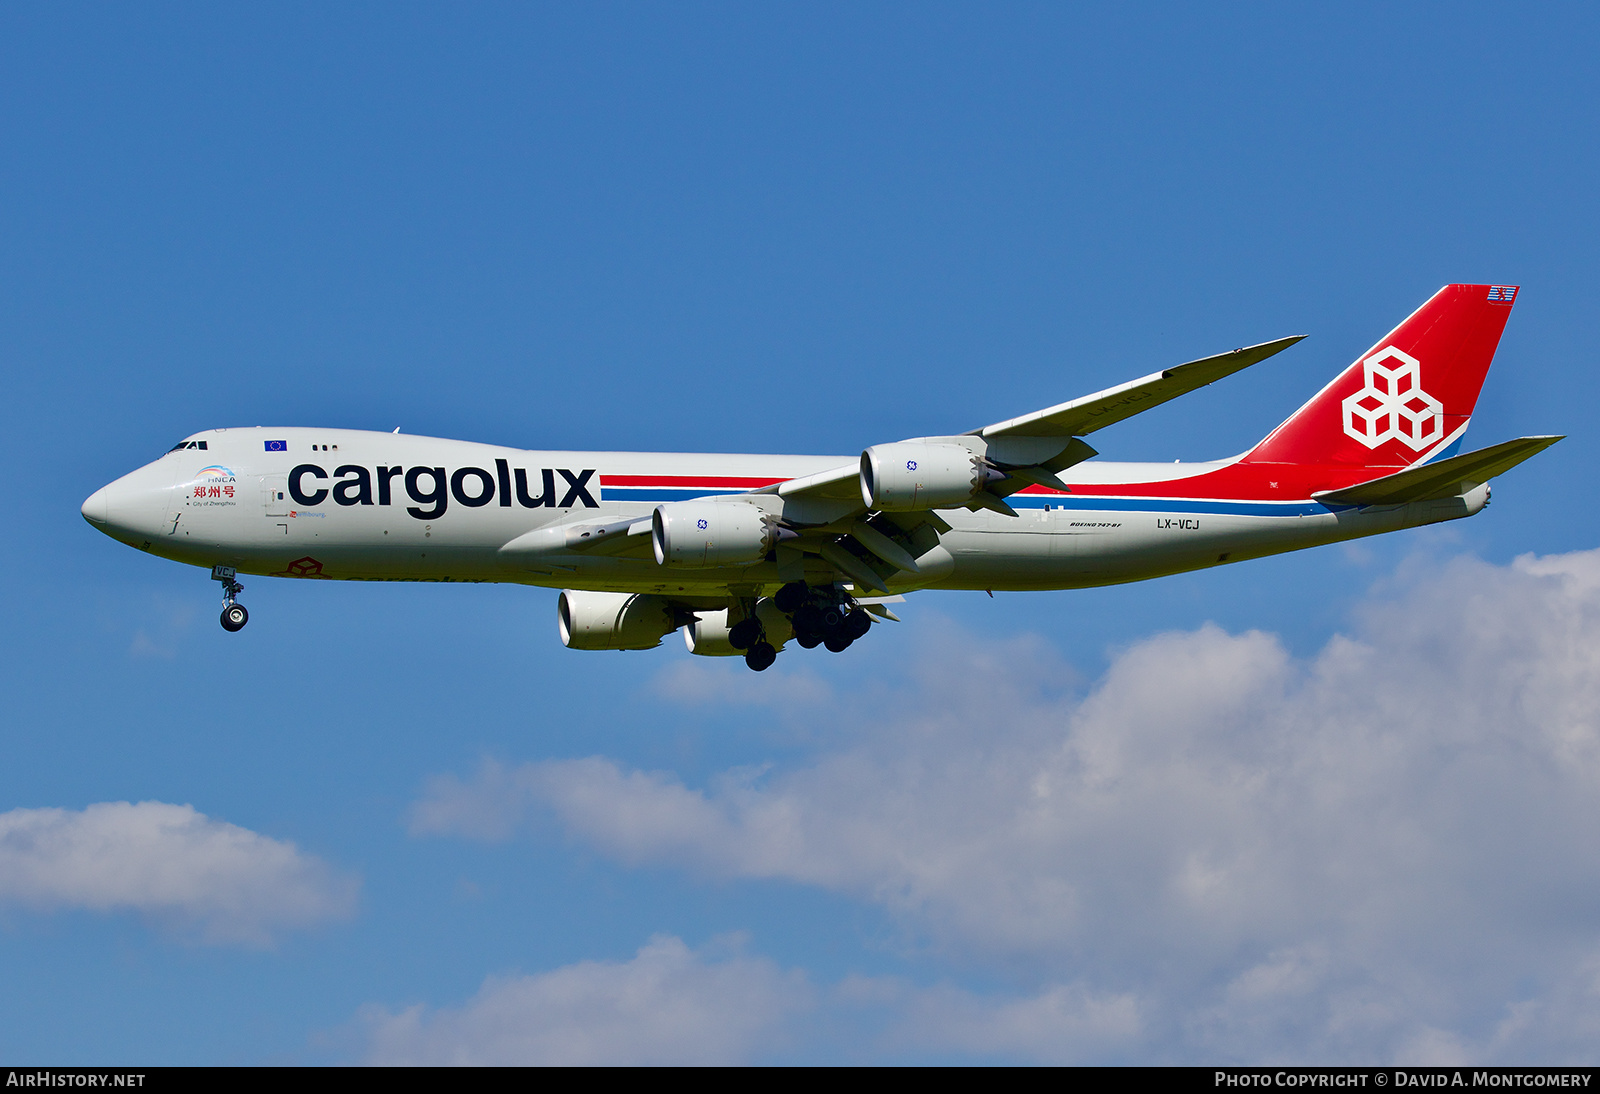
[
  {"x1": 1341, "y1": 346, "x2": 1444, "y2": 451},
  {"x1": 906, "y1": 460, "x2": 918, "y2": 471},
  {"x1": 697, "y1": 518, "x2": 708, "y2": 529}
]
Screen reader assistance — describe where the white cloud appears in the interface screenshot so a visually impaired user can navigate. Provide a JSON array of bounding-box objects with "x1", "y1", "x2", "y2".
[
  {"x1": 0, "y1": 800, "x2": 358, "y2": 945},
  {"x1": 354, "y1": 934, "x2": 1140, "y2": 1065},
  {"x1": 358, "y1": 935, "x2": 810, "y2": 1065},
  {"x1": 408, "y1": 759, "x2": 544, "y2": 842},
  {"x1": 413, "y1": 548, "x2": 1600, "y2": 1062},
  {"x1": 840, "y1": 976, "x2": 1143, "y2": 1064}
]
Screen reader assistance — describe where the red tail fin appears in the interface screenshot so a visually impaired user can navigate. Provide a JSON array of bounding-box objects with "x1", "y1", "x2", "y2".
[{"x1": 1244, "y1": 284, "x2": 1518, "y2": 468}]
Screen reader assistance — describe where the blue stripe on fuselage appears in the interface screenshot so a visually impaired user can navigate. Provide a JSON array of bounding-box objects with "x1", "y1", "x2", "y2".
[
  {"x1": 602, "y1": 487, "x2": 749, "y2": 502},
  {"x1": 604, "y1": 485, "x2": 1333, "y2": 517},
  {"x1": 1006, "y1": 495, "x2": 1329, "y2": 516}
]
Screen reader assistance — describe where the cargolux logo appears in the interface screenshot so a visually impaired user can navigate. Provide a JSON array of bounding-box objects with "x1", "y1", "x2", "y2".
[
  {"x1": 287, "y1": 460, "x2": 598, "y2": 520},
  {"x1": 1341, "y1": 346, "x2": 1443, "y2": 451}
]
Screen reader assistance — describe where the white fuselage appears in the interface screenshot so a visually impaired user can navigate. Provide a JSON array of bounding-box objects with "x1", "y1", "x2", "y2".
[{"x1": 83, "y1": 426, "x2": 1485, "y2": 599}]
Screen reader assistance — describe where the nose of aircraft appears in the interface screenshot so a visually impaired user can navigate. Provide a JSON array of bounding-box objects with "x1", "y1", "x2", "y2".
[
  {"x1": 81, "y1": 486, "x2": 109, "y2": 526},
  {"x1": 82, "y1": 460, "x2": 178, "y2": 546}
]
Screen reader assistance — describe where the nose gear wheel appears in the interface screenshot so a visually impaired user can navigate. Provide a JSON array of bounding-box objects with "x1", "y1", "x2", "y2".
[{"x1": 212, "y1": 565, "x2": 248, "y2": 632}]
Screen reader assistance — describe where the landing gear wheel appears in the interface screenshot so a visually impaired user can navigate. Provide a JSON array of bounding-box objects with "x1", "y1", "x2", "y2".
[
  {"x1": 744, "y1": 641, "x2": 777, "y2": 671},
  {"x1": 212, "y1": 565, "x2": 247, "y2": 633},
  {"x1": 775, "y1": 581, "x2": 809, "y2": 614},
  {"x1": 728, "y1": 617, "x2": 762, "y2": 651},
  {"x1": 796, "y1": 633, "x2": 822, "y2": 650},
  {"x1": 844, "y1": 609, "x2": 873, "y2": 640},
  {"x1": 792, "y1": 604, "x2": 823, "y2": 638},
  {"x1": 823, "y1": 632, "x2": 853, "y2": 653}
]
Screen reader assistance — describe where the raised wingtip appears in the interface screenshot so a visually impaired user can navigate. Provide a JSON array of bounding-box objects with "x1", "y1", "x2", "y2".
[{"x1": 1251, "y1": 334, "x2": 1307, "y2": 353}]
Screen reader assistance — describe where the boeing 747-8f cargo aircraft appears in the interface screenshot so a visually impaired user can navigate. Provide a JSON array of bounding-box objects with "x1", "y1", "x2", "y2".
[{"x1": 83, "y1": 284, "x2": 1560, "y2": 671}]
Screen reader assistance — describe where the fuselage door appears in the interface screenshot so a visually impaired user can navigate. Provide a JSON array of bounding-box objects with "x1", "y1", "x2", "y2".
[{"x1": 261, "y1": 475, "x2": 289, "y2": 534}]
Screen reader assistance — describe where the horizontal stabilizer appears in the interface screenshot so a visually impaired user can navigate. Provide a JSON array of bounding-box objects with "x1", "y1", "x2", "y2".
[{"x1": 1312, "y1": 435, "x2": 1563, "y2": 506}]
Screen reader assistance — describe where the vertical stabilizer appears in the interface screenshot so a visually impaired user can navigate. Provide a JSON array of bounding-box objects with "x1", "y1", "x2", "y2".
[{"x1": 1244, "y1": 284, "x2": 1518, "y2": 468}]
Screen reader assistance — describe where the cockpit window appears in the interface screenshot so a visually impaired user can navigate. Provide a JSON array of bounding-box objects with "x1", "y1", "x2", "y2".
[{"x1": 168, "y1": 440, "x2": 209, "y2": 452}]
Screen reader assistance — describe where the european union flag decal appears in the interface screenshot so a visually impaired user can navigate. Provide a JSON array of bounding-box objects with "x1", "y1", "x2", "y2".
[{"x1": 264, "y1": 440, "x2": 287, "y2": 452}]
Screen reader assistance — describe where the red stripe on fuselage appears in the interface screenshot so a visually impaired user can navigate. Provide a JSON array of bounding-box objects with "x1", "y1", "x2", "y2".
[
  {"x1": 602, "y1": 475, "x2": 786, "y2": 489},
  {"x1": 608, "y1": 465, "x2": 1400, "y2": 505},
  {"x1": 1015, "y1": 461, "x2": 1405, "y2": 502}
]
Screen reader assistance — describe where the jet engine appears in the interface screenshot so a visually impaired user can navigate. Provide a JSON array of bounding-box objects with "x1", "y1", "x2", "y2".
[
  {"x1": 652, "y1": 500, "x2": 793, "y2": 567},
  {"x1": 684, "y1": 600, "x2": 795, "y2": 657},
  {"x1": 860, "y1": 442, "x2": 1004, "y2": 511},
  {"x1": 557, "y1": 590, "x2": 677, "y2": 650},
  {"x1": 683, "y1": 609, "x2": 740, "y2": 656}
]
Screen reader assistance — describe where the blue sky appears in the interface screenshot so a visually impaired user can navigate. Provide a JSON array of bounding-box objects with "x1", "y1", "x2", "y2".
[{"x1": 3, "y1": 2, "x2": 1598, "y2": 1063}]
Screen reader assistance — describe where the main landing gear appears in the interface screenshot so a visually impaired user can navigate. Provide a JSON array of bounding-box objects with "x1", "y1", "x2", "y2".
[
  {"x1": 791, "y1": 591, "x2": 872, "y2": 653},
  {"x1": 213, "y1": 565, "x2": 248, "y2": 632},
  {"x1": 727, "y1": 614, "x2": 778, "y2": 672},
  {"x1": 728, "y1": 581, "x2": 875, "y2": 671}
]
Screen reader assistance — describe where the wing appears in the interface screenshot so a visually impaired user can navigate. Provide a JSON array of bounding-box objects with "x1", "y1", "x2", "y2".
[
  {"x1": 1313, "y1": 435, "x2": 1563, "y2": 506},
  {"x1": 764, "y1": 335, "x2": 1305, "y2": 506},
  {"x1": 752, "y1": 336, "x2": 1303, "y2": 588},
  {"x1": 974, "y1": 336, "x2": 1304, "y2": 439},
  {"x1": 499, "y1": 514, "x2": 655, "y2": 571}
]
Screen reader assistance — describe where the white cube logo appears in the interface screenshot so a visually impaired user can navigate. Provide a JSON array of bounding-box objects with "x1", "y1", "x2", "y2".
[{"x1": 1341, "y1": 346, "x2": 1443, "y2": 450}]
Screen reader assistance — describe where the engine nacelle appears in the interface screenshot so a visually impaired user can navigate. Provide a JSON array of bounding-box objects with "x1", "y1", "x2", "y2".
[
  {"x1": 652, "y1": 500, "x2": 788, "y2": 568},
  {"x1": 683, "y1": 609, "x2": 740, "y2": 656},
  {"x1": 684, "y1": 600, "x2": 794, "y2": 656},
  {"x1": 558, "y1": 590, "x2": 677, "y2": 651},
  {"x1": 860, "y1": 442, "x2": 998, "y2": 511}
]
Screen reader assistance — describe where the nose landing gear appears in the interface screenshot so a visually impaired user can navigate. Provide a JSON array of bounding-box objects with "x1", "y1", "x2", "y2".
[
  {"x1": 221, "y1": 603, "x2": 249, "y2": 631},
  {"x1": 213, "y1": 565, "x2": 248, "y2": 632}
]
